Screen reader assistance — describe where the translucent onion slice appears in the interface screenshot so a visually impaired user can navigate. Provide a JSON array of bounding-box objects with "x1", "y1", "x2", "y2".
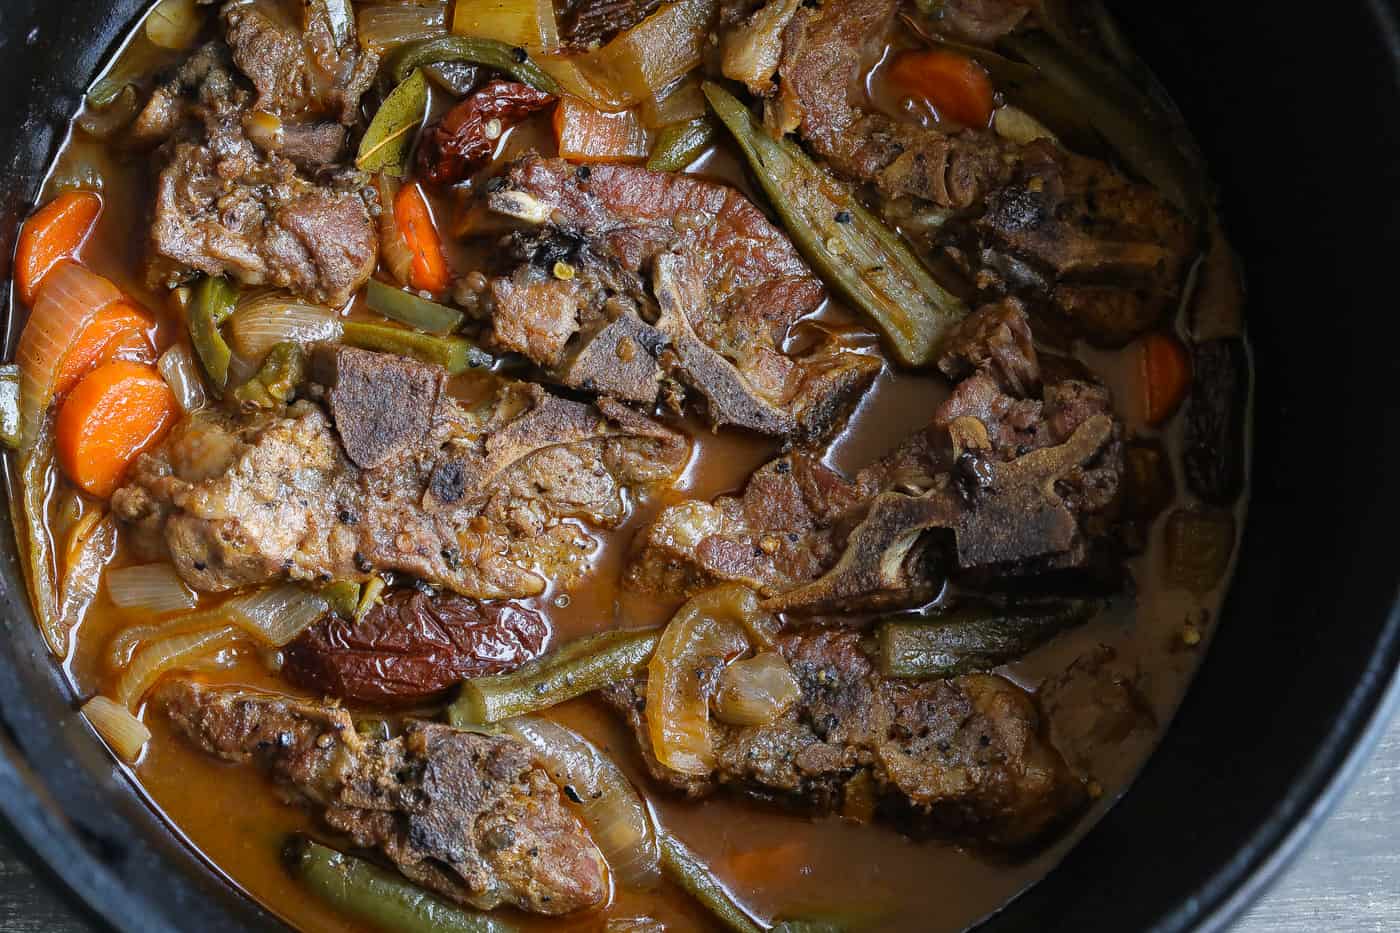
[
  {"x1": 503, "y1": 716, "x2": 662, "y2": 889},
  {"x1": 646, "y1": 584, "x2": 757, "y2": 775},
  {"x1": 108, "y1": 607, "x2": 227, "y2": 670},
  {"x1": 59, "y1": 513, "x2": 116, "y2": 630},
  {"x1": 375, "y1": 174, "x2": 415, "y2": 286},
  {"x1": 225, "y1": 584, "x2": 329, "y2": 647},
  {"x1": 116, "y1": 623, "x2": 241, "y2": 709},
  {"x1": 16, "y1": 261, "x2": 122, "y2": 446},
  {"x1": 539, "y1": 0, "x2": 715, "y2": 112},
  {"x1": 157, "y1": 344, "x2": 208, "y2": 413},
  {"x1": 451, "y1": 0, "x2": 558, "y2": 52},
  {"x1": 360, "y1": 1, "x2": 449, "y2": 53},
  {"x1": 82, "y1": 695, "x2": 151, "y2": 762},
  {"x1": 146, "y1": 0, "x2": 203, "y2": 50},
  {"x1": 227, "y1": 294, "x2": 343, "y2": 362},
  {"x1": 106, "y1": 563, "x2": 199, "y2": 614},
  {"x1": 713, "y1": 651, "x2": 800, "y2": 726}
]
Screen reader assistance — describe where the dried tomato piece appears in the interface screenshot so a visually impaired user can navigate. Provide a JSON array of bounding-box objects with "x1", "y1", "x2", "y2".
[
  {"x1": 282, "y1": 589, "x2": 549, "y2": 703},
  {"x1": 416, "y1": 80, "x2": 557, "y2": 185}
]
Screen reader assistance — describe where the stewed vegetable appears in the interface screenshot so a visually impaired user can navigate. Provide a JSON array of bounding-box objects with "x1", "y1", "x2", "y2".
[{"x1": 4, "y1": 0, "x2": 1248, "y2": 929}]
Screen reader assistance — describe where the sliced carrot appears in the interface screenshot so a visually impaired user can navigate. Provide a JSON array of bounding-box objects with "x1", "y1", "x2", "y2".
[
  {"x1": 16, "y1": 191, "x2": 103, "y2": 305},
  {"x1": 888, "y1": 49, "x2": 996, "y2": 128},
  {"x1": 394, "y1": 182, "x2": 451, "y2": 294},
  {"x1": 56, "y1": 360, "x2": 177, "y2": 499},
  {"x1": 1139, "y1": 332, "x2": 1192, "y2": 425},
  {"x1": 554, "y1": 98, "x2": 650, "y2": 164},
  {"x1": 53, "y1": 301, "x2": 156, "y2": 397}
]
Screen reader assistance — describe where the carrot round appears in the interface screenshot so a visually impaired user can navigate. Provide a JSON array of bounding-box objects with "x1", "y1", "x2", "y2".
[
  {"x1": 16, "y1": 191, "x2": 103, "y2": 305},
  {"x1": 394, "y1": 182, "x2": 451, "y2": 294},
  {"x1": 56, "y1": 360, "x2": 177, "y2": 499},
  {"x1": 53, "y1": 301, "x2": 156, "y2": 398},
  {"x1": 888, "y1": 50, "x2": 996, "y2": 128},
  {"x1": 1139, "y1": 332, "x2": 1192, "y2": 425}
]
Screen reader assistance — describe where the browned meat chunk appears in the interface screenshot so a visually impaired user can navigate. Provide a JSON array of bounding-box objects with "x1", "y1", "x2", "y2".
[
  {"x1": 775, "y1": 0, "x2": 1196, "y2": 346},
  {"x1": 561, "y1": 0, "x2": 666, "y2": 49},
  {"x1": 220, "y1": 0, "x2": 379, "y2": 124},
  {"x1": 283, "y1": 589, "x2": 549, "y2": 703},
  {"x1": 775, "y1": 0, "x2": 1011, "y2": 209},
  {"x1": 974, "y1": 141, "x2": 1196, "y2": 346},
  {"x1": 484, "y1": 156, "x2": 879, "y2": 441},
  {"x1": 160, "y1": 679, "x2": 606, "y2": 914},
  {"x1": 112, "y1": 363, "x2": 689, "y2": 598},
  {"x1": 142, "y1": 5, "x2": 379, "y2": 304},
  {"x1": 601, "y1": 628, "x2": 1085, "y2": 847},
  {"x1": 630, "y1": 301, "x2": 1126, "y2": 607},
  {"x1": 309, "y1": 345, "x2": 442, "y2": 469}
]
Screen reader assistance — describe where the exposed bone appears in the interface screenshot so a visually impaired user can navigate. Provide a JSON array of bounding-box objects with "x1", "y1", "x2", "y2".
[{"x1": 767, "y1": 415, "x2": 1113, "y2": 614}]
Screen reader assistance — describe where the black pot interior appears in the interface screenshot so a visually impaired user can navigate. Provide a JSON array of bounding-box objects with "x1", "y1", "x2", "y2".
[{"x1": 0, "y1": 3, "x2": 1396, "y2": 932}]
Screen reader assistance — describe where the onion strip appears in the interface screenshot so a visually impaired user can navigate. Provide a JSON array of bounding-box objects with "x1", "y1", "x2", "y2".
[
  {"x1": 106, "y1": 563, "x2": 199, "y2": 614},
  {"x1": 59, "y1": 513, "x2": 116, "y2": 631},
  {"x1": 116, "y1": 623, "x2": 241, "y2": 709},
  {"x1": 227, "y1": 294, "x2": 343, "y2": 362},
  {"x1": 226, "y1": 584, "x2": 329, "y2": 647},
  {"x1": 157, "y1": 344, "x2": 209, "y2": 413},
  {"x1": 82, "y1": 695, "x2": 151, "y2": 762},
  {"x1": 15, "y1": 261, "x2": 122, "y2": 446},
  {"x1": 375, "y1": 174, "x2": 414, "y2": 286}
]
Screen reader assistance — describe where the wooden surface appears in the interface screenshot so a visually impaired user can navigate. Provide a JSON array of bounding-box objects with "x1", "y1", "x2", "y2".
[{"x1": 0, "y1": 715, "x2": 1396, "y2": 931}]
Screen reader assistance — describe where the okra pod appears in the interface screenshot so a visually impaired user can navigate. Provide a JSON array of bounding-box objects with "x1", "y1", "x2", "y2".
[
  {"x1": 647, "y1": 118, "x2": 716, "y2": 172},
  {"x1": 366, "y1": 278, "x2": 464, "y2": 335},
  {"x1": 449, "y1": 628, "x2": 662, "y2": 725},
  {"x1": 389, "y1": 36, "x2": 561, "y2": 95},
  {"x1": 189, "y1": 275, "x2": 238, "y2": 395},
  {"x1": 659, "y1": 834, "x2": 764, "y2": 933},
  {"x1": 341, "y1": 320, "x2": 492, "y2": 374},
  {"x1": 878, "y1": 602, "x2": 1095, "y2": 679},
  {"x1": 703, "y1": 82, "x2": 966, "y2": 368}
]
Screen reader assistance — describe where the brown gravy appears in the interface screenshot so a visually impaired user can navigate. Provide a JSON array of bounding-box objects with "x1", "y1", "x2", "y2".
[{"x1": 9, "y1": 8, "x2": 1250, "y2": 931}]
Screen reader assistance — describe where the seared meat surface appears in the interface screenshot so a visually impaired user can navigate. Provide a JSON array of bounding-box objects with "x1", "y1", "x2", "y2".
[
  {"x1": 602, "y1": 628, "x2": 1085, "y2": 847},
  {"x1": 159, "y1": 679, "x2": 607, "y2": 914},
  {"x1": 143, "y1": 3, "x2": 378, "y2": 304},
  {"x1": 482, "y1": 156, "x2": 880, "y2": 441},
  {"x1": 220, "y1": 0, "x2": 379, "y2": 124},
  {"x1": 629, "y1": 302, "x2": 1124, "y2": 608},
  {"x1": 112, "y1": 348, "x2": 689, "y2": 597},
  {"x1": 775, "y1": 0, "x2": 1195, "y2": 347}
]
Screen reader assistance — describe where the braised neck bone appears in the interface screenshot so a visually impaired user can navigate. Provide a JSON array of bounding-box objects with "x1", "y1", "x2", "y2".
[
  {"x1": 111, "y1": 353, "x2": 689, "y2": 598},
  {"x1": 485, "y1": 156, "x2": 879, "y2": 441},
  {"x1": 766, "y1": 415, "x2": 1113, "y2": 613},
  {"x1": 158, "y1": 679, "x2": 607, "y2": 915},
  {"x1": 602, "y1": 628, "x2": 1085, "y2": 848}
]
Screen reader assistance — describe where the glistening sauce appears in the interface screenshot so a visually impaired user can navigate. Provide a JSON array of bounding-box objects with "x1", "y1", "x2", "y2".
[{"x1": 9, "y1": 8, "x2": 1251, "y2": 932}]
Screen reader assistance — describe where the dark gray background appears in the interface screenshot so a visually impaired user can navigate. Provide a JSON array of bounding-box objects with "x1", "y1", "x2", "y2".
[{"x1": 0, "y1": 715, "x2": 1395, "y2": 931}]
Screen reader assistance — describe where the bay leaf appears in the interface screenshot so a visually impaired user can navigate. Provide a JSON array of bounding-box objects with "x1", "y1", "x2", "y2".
[{"x1": 357, "y1": 69, "x2": 429, "y2": 176}]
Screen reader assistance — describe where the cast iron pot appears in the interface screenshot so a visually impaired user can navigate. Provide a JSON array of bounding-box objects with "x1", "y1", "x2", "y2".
[{"x1": 0, "y1": 2, "x2": 1395, "y2": 931}]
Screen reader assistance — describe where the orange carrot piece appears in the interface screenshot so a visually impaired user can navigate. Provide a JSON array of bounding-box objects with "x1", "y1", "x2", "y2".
[
  {"x1": 394, "y1": 182, "x2": 451, "y2": 294},
  {"x1": 53, "y1": 301, "x2": 156, "y2": 397},
  {"x1": 1139, "y1": 332, "x2": 1192, "y2": 425},
  {"x1": 888, "y1": 50, "x2": 996, "y2": 128},
  {"x1": 554, "y1": 98, "x2": 649, "y2": 164},
  {"x1": 16, "y1": 191, "x2": 103, "y2": 305},
  {"x1": 56, "y1": 360, "x2": 177, "y2": 499}
]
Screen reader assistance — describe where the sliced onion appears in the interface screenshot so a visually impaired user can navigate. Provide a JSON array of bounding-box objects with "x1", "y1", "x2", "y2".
[
  {"x1": 227, "y1": 293, "x2": 343, "y2": 362},
  {"x1": 646, "y1": 584, "x2": 756, "y2": 775},
  {"x1": 82, "y1": 695, "x2": 151, "y2": 762},
  {"x1": 16, "y1": 261, "x2": 123, "y2": 446},
  {"x1": 638, "y1": 74, "x2": 707, "y2": 129},
  {"x1": 540, "y1": 0, "x2": 716, "y2": 112},
  {"x1": 503, "y1": 716, "x2": 662, "y2": 889},
  {"x1": 108, "y1": 607, "x2": 227, "y2": 670},
  {"x1": 59, "y1": 513, "x2": 116, "y2": 630},
  {"x1": 451, "y1": 0, "x2": 558, "y2": 52},
  {"x1": 360, "y1": 1, "x2": 449, "y2": 53},
  {"x1": 993, "y1": 105, "x2": 1057, "y2": 145},
  {"x1": 226, "y1": 584, "x2": 329, "y2": 647},
  {"x1": 18, "y1": 423, "x2": 61, "y2": 655},
  {"x1": 107, "y1": 563, "x2": 199, "y2": 614},
  {"x1": 116, "y1": 623, "x2": 241, "y2": 709},
  {"x1": 157, "y1": 344, "x2": 208, "y2": 413},
  {"x1": 375, "y1": 174, "x2": 414, "y2": 286},
  {"x1": 714, "y1": 651, "x2": 800, "y2": 726},
  {"x1": 146, "y1": 0, "x2": 203, "y2": 49}
]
